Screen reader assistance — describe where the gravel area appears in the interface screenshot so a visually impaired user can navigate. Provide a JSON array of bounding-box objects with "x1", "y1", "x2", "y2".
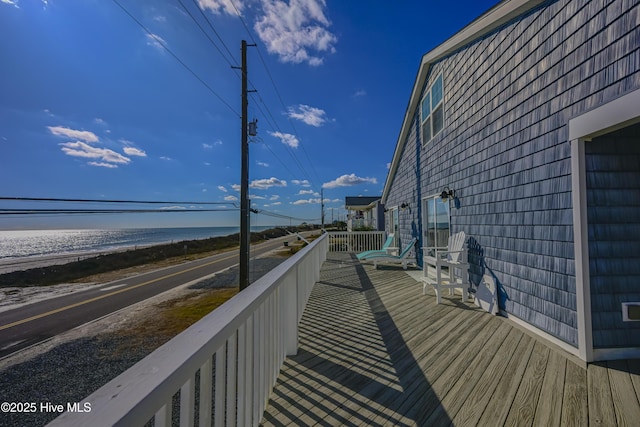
[{"x1": 0, "y1": 255, "x2": 289, "y2": 427}]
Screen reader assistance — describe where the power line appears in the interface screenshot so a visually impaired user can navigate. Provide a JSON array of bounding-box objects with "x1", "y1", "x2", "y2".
[
  {"x1": 179, "y1": 0, "x2": 239, "y2": 68},
  {"x1": 227, "y1": 0, "x2": 323, "y2": 192},
  {"x1": 110, "y1": 0, "x2": 240, "y2": 117},
  {"x1": 253, "y1": 208, "x2": 318, "y2": 223},
  {"x1": 0, "y1": 208, "x2": 237, "y2": 215},
  {"x1": 0, "y1": 196, "x2": 236, "y2": 205}
]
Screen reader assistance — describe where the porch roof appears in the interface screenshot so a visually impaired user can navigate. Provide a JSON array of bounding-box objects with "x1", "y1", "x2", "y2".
[{"x1": 345, "y1": 196, "x2": 381, "y2": 211}]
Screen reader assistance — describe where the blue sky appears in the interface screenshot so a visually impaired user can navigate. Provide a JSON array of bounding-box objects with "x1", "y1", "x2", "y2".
[{"x1": 1, "y1": 0, "x2": 497, "y2": 229}]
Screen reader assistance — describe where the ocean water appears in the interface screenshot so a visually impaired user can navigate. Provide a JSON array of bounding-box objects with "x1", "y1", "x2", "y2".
[{"x1": 0, "y1": 226, "x2": 274, "y2": 260}]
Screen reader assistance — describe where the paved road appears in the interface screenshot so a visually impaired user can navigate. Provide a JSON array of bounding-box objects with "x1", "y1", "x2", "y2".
[{"x1": 0, "y1": 234, "x2": 305, "y2": 358}]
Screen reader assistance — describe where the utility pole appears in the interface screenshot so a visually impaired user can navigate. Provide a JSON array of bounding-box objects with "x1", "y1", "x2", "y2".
[
  {"x1": 321, "y1": 188, "x2": 325, "y2": 230},
  {"x1": 239, "y1": 40, "x2": 250, "y2": 291}
]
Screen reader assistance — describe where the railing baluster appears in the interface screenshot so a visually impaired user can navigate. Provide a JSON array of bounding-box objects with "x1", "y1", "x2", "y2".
[
  {"x1": 214, "y1": 345, "x2": 226, "y2": 427},
  {"x1": 245, "y1": 316, "x2": 254, "y2": 427},
  {"x1": 226, "y1": 332, "x2": 237, "y2": 427},
  {"x1": 199, "y1": 358, "x2": 213, "y2": 427},
  {"x1": 236, "y1": 324, "x2": 246, "y2": 427},
  {"x1": 154, "y1": 403, "x2": 171, "y2": 427},
  {"x1": 180, "y1": 377, "x2": 195, "y2": 427}
]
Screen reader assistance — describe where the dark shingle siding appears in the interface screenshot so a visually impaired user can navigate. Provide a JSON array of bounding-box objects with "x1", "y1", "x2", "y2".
[
  {"x1": 586, "y1": 124, "x2": 640, "y2": 349},
  {"x1": 386, "y1": 0, "x2": 640, "y2": 346}
]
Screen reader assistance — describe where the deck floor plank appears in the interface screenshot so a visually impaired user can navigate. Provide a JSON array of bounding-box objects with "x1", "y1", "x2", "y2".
[
  {"x1": 261, "y1": 253, "x2": 640, "y2": 427},
  {"x1": 561, "y1": 359, "x2": 588, "y2": 427},
  {"x1": 503, "y1": 341, "x2": 550, "y2": 426},
  {"x1": 586, "y1": 362, "x2": 616, "y2": 427},
  {"x1": 607, "y1": 359, "x2": 640, "y2": 426},
  {"x1": 532, "y1": 348, "x2": 566, "y2": 427}
]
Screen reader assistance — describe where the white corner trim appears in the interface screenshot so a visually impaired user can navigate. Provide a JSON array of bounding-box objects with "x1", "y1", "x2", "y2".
[
  {"x1": 571, "y1": 139, "x2": 593, "y2": 362},
  {"x1": 569, "y1": 88, "x2": 640, "y2": 140}
]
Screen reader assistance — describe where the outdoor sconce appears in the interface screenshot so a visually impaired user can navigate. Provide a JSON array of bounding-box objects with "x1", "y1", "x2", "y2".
[
  {"x1": 400, "y1": 202, "x2": 410, "y2": 211},
  {"x1": 440, "y1": 187, "x2": 455, "y2": 202}
]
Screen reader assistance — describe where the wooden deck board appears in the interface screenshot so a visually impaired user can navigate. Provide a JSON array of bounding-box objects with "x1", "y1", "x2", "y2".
[
  {"x1": 261, "y1": 253, "x2": 640, "y2": 427},
  {"x1": 607, "y1": 359, "x2": 640, "y2": 426},
  {"x1": 533, "y1": 348, "x2": 566, "y2": 427},
  {"x1": 504, "y1": 341, "x2": 550, "y2": 426},
  {"x1": 561, "y1": 360, "x2": 588, "y2": 427},
  {"x1": 586, "y1": 362, "x2": 616, "y2": 426}
]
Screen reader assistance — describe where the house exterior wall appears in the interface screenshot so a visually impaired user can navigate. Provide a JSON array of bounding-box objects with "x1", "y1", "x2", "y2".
[
  {"x1": 586, "y1": 123, "x2": 640, "y2": 349},
  {"x1": 385, "y1": 0, "x2": 640, "y2": 347},
  {"x1": 386, "y1": 111, "x2": 422, "y2": 260}
]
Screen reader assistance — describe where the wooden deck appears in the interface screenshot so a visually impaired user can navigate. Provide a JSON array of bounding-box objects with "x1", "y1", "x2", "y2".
[{"x1": 261, "y1": 253, "x2": 640, "y2": 426}]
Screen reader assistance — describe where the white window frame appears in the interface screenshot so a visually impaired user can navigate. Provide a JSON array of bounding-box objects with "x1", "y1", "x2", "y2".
[{"x1": 420, "y1": 73, "x2": 444, "y2": 145}]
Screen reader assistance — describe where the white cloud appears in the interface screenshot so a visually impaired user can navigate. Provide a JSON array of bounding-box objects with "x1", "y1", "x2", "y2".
[
  {"x1": 353, "y1": 90, "x2": 367, "y2": 97},
  {"x1": 231, "y1": 184, "x2": 241, "y2": 192},
  {"x1": 1, "y1": 0, "x2": 18, "y2": 7},
  {"x1": 48, "y1": 126, "x2": 99, "y2": 143},
  {"x1": 292, "y1": 198, "x2": 320, "y2": 205},
  {"x1": 292, "y1": 179, "x2": 310, "y2": 187},
  {"x1": 298, "y1": 189, "x2": 319, "y2": 196},
  {"x1": 160, "y1": 156, "x2": 173, "y2": 161},
  {"x1": 123, "y1": 146, "x2": 147, "y2": 157},
  {"x1": 202, "y1": 143, "x2": 213, "y2": 149},
  {"x1": 224, "y1": 195, "x2": 239, "y2": 201},
  {"x1": 146, "y1": 33, "x2": 166, "y2": 50},
  {"x1": 218, "y1": 185, "x2": 227, "y2": 192},
  {"x1": 153, "y1": 15, "x2": 167, "y2": 23},
  {"x1": 250, "y1": 194, "x2": 266, "y2": 200},
  {"x1": 197, "y1": 0, "x2": 244, "y2": 15},
  {"x1": 271, "y1": 201, "x2": 282, "y2": 206},
  {"x1": 287, "y1": 104, "x2": 327, "y2": 127},
  {"x1": 322, "y1": 173, "x2": 377, "y2": 189},
  {"x1": 270, "y1": 195, "x2": 280, "y2": 200},
  {"x1": 59, "y1": 141, "x2": 130, "y2": 166},
  {"x1": 94, "y1": 118, "x2": 107, "y2": 125},
  {"x1": 386, "y1": 162, "x2": 391, "y2": 169},
  {"x1": 88, "y1": 162, "x2": 118, "y2": 169},
  {"x1": 254, "y1": 0, "x2": 336, "y2": 66},
  {"x1": 291, "y1": 197, "x2": 337, "y2": 205},
  {"x1": 257, "y1": 161, "x2": 270, "y2": 167},
  {"x1": 269, "y1": 131, "x2": 299, "y2": 148},
  {"x1": 250, "y1": 177, "x2": 287, "y2": 190}
]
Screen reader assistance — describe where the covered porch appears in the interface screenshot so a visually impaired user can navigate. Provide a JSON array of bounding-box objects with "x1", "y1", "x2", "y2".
[{"x1": 263, "y1": 252, "x2": 640, "y2": 426}]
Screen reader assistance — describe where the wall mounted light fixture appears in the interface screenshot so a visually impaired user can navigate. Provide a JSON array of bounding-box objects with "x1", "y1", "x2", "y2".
[
  {"x1": 400, "y1": 202, "x2": 410, "y2": 211},
  {"x1": 440, "y1": 187, "x2": 455, "y2": 202}
]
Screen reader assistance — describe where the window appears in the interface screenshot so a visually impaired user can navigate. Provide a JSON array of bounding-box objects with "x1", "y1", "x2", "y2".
[
  {"x1": 422, "y1": 196, "x2": 450, "y2": 258},
  {"x1": 421, "y1": 74, "x2": 444, "y2": 144}
]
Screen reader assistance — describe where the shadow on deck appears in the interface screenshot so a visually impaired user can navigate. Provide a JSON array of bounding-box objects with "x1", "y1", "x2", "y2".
[{"x1": 262, "y1": 253, "x2": 640, "y2": 426}]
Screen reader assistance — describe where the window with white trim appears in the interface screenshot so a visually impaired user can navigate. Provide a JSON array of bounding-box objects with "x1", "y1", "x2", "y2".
[{"x1": 421, "y1": 74, "x2": 444, "y2": 144}]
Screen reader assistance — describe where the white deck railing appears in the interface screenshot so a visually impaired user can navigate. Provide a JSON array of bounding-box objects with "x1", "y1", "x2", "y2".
[
  {"x1": 48, "y1": 234, "x2": 328, "y2": 427},
  {"x1": 328, "y1": 231, "x2": 386, "y2": 253}
]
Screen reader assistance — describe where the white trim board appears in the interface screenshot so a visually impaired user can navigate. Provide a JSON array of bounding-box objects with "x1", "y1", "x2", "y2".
[{"x1": 569, "y1": 87, "x2": 640, "y2": 362}]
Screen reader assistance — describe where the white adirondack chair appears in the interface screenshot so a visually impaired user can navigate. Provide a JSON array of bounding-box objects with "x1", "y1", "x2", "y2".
[{"x1": 423, "y1": 231, "x2": 470, "y2": 304}]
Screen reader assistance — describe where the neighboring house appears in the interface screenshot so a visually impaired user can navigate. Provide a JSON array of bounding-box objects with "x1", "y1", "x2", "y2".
[
  {"x1": 345, "y1": 196, "x2": 385, "y2": 231},
  {"x1": 382, "y1": 0, "x2": 640, "y2": 362}
]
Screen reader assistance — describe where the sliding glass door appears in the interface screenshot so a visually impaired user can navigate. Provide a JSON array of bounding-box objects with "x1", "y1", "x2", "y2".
[{"x1": 423, "y1": 196, "x2": 450, "y2": 258}]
